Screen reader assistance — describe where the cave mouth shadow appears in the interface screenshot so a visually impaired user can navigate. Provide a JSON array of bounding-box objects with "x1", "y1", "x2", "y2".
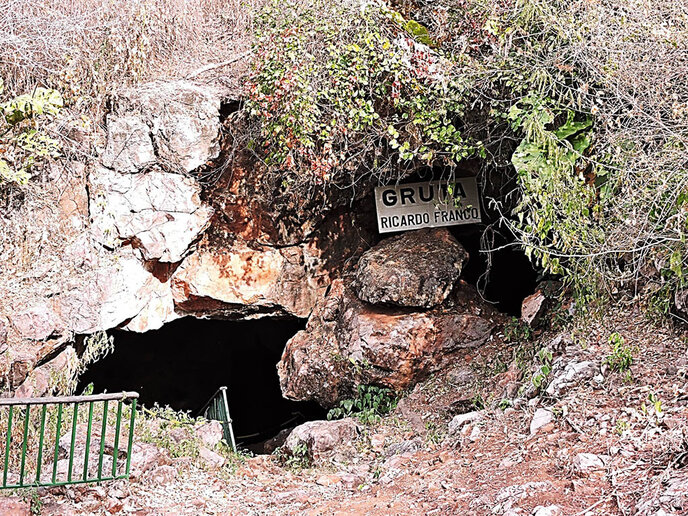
[
  {"x1": 77, "y1": 317, "x2": 325, "y2": 452},
  {"x1": 450, "y1": 224, "x2": 540, "y2": 316}
]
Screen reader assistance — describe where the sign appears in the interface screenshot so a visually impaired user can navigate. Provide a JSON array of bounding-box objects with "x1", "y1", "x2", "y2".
[{"x1": 374, "y1": 178, "x2": 481, "y2": 233}]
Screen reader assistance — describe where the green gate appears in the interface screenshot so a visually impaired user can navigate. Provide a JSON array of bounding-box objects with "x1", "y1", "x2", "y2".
[
  {"x1": 198, "y1": 386, "x2": 236, "y2": 452},
  {"x1": 0, "y1": 391, "x2": 138, "y2": 489}
]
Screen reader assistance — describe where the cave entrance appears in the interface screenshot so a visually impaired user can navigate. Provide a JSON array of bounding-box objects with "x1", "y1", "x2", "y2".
[
  {"x1": 76, "y1": 317, "x2": 325, "y2": 453},
  {"x1": 374, "y1": 169, "x2": 541, "y2": 316},
  {"x1": 449, "y1": 223, "x2": 539, "y2": 316}
]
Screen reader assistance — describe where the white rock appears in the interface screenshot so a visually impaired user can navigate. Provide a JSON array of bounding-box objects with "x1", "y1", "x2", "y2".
[
  {"x1": 546, "y1": 360, "x2": 597, "y2": 397},
  {"x1": 530, "y1": 408, "x2": 554, "y2": 435},
  {"x1": 448, "y1": 411, "x2": 483, "y2": 435},
  {"x1": 199, "y1": 446, "x2": 225, "y2": 469},
  {"x1": 90, "y1": 166, "x2": 213, "y2": 262},
  {"x1": 573, "y1": 452, "x2": 605, "y2": 474},
  {"x1": 532, "y1": 505, "x2": 562, "y2": 516}
]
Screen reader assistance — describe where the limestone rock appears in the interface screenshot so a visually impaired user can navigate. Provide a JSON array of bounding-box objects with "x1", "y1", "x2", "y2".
[
  {"x1": 530, "y1": 408, "x2": 554, "y2": 435},
  {"x1": 130, "y1": 443, "x2": 171, "y2": 477},
  {"x1": 546, "y1": 360, "x2": 598, "y2": 397},
  {"x1": 90, "y1": 166, "x2": 213, "y2": 262},
  {"x1": 448, "y1": 411, "x2": 483, "y2": 436},
  {"x1": 171, "y1": 210, "x2": 369, "y2": 319},
  {"x1": 149, "y1": 465, "x2": 178, "y2": 484},
  {"x1": 195, "y1": 421, "x2": 223, "y2": 449},
  {"x1": 278, "y1": 279, "x2": 496, "y2": 406},
  {"x1": 0, "y1": 496, "x2": 30, "y2": 515},
  {"x1": 9, "y1": 302, "x2": 61, "y2": 341},
  {"x1": 521, "y1": 290, "x2": 546, "y2": 326},
  {"x1": 14, "y1": 346, "x2": 76, "y2": 397},
  {"x1": 101, "y1": 115, "x2": 156, "y2": 173},
  {"x1": 283, "y1": 418, "x2": 360, "y2": 462},
  {"x1": 103, "y1": 80, "x2": 222, "y2": 173},
  {"x1": 573, "y1": 452, "x2": 605, "y2": 475},
  {"x1": 353, "y1": 228, "x2": 468, "y2": 308},
  {"x1": 199, "y1": 446, "x2": 225, "y2": 469}
]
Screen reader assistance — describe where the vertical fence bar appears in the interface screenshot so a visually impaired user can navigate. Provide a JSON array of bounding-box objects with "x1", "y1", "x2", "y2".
[
  {"x1": 97, "y1": 401, "x2": 108, "y2": 481},
  {"x1": 1, "y1": 392, "x2": 137, "y2": 489},
  {"x1": 112, "y1": 401, "x2": 122, "y2": 477},
  {"x1": 221, "y1": 387, "x2": 237, "y2": 452},
  {"x1": 18, "y1": 405, "x2": 30, "y2": 487},
  {"x1": 52, "y1": 403, "x2": 63, "y2": 484},
  {"x1": 82, "y1": 401, "x2": 94, "y2": 481},
  {"x1": 35, "y1": 404, "x2": 47, "y2": 484},
  {"x1": 124, "y1": 399, "x2": 137, "y2": 476},
  {"x1": 3, "y1": 405, "x2": 14, "y2": 488},
  {"x1": 67, "y1": 403, "x2": 79, "y2": 482}
]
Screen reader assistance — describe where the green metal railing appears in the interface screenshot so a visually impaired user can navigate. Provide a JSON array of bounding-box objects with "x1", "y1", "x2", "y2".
[
  {"x1": 198, "y1": 387, "x2": 236, "y2": 452},
  {"x1": 0, "y1": 391, "x2": 138, "y2": 489}
]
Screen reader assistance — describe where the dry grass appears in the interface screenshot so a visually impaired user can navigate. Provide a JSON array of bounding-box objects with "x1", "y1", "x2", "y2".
[{"x1": 0, "y1": 0, "x2": 262, "y2": 102}]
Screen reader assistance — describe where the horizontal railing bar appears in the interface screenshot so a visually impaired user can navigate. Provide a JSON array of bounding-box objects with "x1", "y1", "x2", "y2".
[
  {"x1": 0, "y1": 392, "x2": 139, "y2": 406},
  {"x1": 4, "y1": 474, "x2": 129, "y2": 489}
]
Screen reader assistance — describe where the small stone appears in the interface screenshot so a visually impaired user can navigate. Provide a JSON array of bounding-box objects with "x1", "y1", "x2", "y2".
[
  {"x1": 370, "y1": 433, "x2": 385, "y2": 452},
  {"x1": 521, "y1": 290, "x2": 546, "y2": 326},
  {"x1": 532, "y1": 505, "x2": 563, "y2": 516},
  {"x1": 530, "y1": 408, "x2": 554, "y2": 435},
  {"x1": 448, "y1": 411, "x2": 483, "y2": 435},
  {"x1": 573, "y1": 453, "x2": 605, "y2": 475},
  {"x1": 199, "y1": 447, "x2": 225, "y2": 469},
  {"x1": 316, "y1": 474, "x2": 341, "y2": 486},
  {"x1": 149, "y1": 465, "x2": 178, "y2": 484},
  {"x1": 195, "y1": 420, "x2": 223, "y2": 448}
]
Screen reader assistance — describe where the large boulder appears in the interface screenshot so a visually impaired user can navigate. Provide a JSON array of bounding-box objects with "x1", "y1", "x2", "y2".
[
  {"x1": 352, "y1": 228, "x2": 468, "y2": 308},
  {"x1": 283, "y1": 418, "x2": 360, "y2": 462},
  {"x1": 171, "y1": 209, "x2": 374, "y2": 319},
  {"x1": 278, "y1": 279, "x2": 497, "y2": 406},
  {"x1": 102, "y1": 80, "x2": 222, "y2": 174},
  {"x1": 89, "y1": 166, "x2": 213, "y2": 263}
]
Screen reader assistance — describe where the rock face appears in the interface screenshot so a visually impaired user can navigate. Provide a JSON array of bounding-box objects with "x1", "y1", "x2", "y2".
[
  {"x1": 171, "y1": 208, "x2": 374, "y2": 319},
  {"x1": 353, "y1": 228, "x2": 468, "y2": 308},
  {"x1": 278, "y1": 278, "x2": 497, "y2": 406},
  {"x1": 90, "y1": 166, "x2": 213, "y2": 262},
  {"x1": 102, "y1": 80, "x2": 222, "y2": 174}
]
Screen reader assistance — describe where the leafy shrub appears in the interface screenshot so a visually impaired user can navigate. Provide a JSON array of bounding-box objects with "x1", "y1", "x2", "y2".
[
  {"x1": 0, "y1": 78, "x2": 62, "y2": 185},
  {"x1": 247, "y1": 0, "x2": 688, "y2": 314},
  {"x1": 327, "y1": 384, "x2": 398, "y2": 425},
  {"x1": 604, "y1": 332, "x2": 634, "y2": 373},
  {"x1": 246, "y1": 0, "x2": 480, "y2": 195}
]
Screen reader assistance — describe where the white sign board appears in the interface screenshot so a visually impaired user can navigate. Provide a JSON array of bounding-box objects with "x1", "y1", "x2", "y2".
[{"x1": 374, "y1": 178, "x2": 481, "y2": 233}]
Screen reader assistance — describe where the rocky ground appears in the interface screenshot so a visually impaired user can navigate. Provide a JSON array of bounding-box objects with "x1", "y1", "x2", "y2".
[{"x1": 2, "y1": 308, "x2": 686, "y2": 515}]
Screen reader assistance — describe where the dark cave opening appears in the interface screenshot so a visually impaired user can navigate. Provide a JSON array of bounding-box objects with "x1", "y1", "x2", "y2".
[
  {"x1": 76, "y1": 317, "x2": 325, "y2": 451},
  {"x1": 449, "y1": 224, "x2": 540, "y2": 316}
]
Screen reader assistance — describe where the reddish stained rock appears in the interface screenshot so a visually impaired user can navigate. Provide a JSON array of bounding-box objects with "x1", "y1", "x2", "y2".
[
  {"x1": 278, "y1": 279, "x2": 498, "y2": 406},
  {"x1": 171, "y1": 207, "x2": 375, "y2": 319},
  {"x1": 353, "y1": 228, "x2": 468, "y2": 308},
  {"x1": 171, "y1": 241, "x2": 323, "y2": 319},
  {"x1": 521, "y1": 290, "x2": 546, "y2": 326},
  {"x1": 0, "y1": 497, "x2": 29, "y2": 516}
]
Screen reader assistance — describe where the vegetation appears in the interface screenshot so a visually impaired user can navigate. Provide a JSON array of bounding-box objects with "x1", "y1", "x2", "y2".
[
  {"x1": 245, "y1": 0, "x2": 688, "y2": 314},
  {"x1": 0, "y1": 79, "x2": 63, "y2": 185},
  {"x1": 327, "y1": 384, "x2": 399, "y2": 425},
  {"x1": 604, "y1": 332, "x2": 634, "y2": 374}
]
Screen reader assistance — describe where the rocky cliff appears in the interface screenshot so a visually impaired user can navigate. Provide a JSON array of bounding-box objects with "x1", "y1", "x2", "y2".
[{"x1": 0, "y1": 80, "x2": 501, "y2": 406}]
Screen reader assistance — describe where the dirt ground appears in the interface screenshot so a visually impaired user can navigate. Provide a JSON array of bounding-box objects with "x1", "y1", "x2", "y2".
[{"x1": 2, "y1": 308, "x2": 687, "y2": 515}]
